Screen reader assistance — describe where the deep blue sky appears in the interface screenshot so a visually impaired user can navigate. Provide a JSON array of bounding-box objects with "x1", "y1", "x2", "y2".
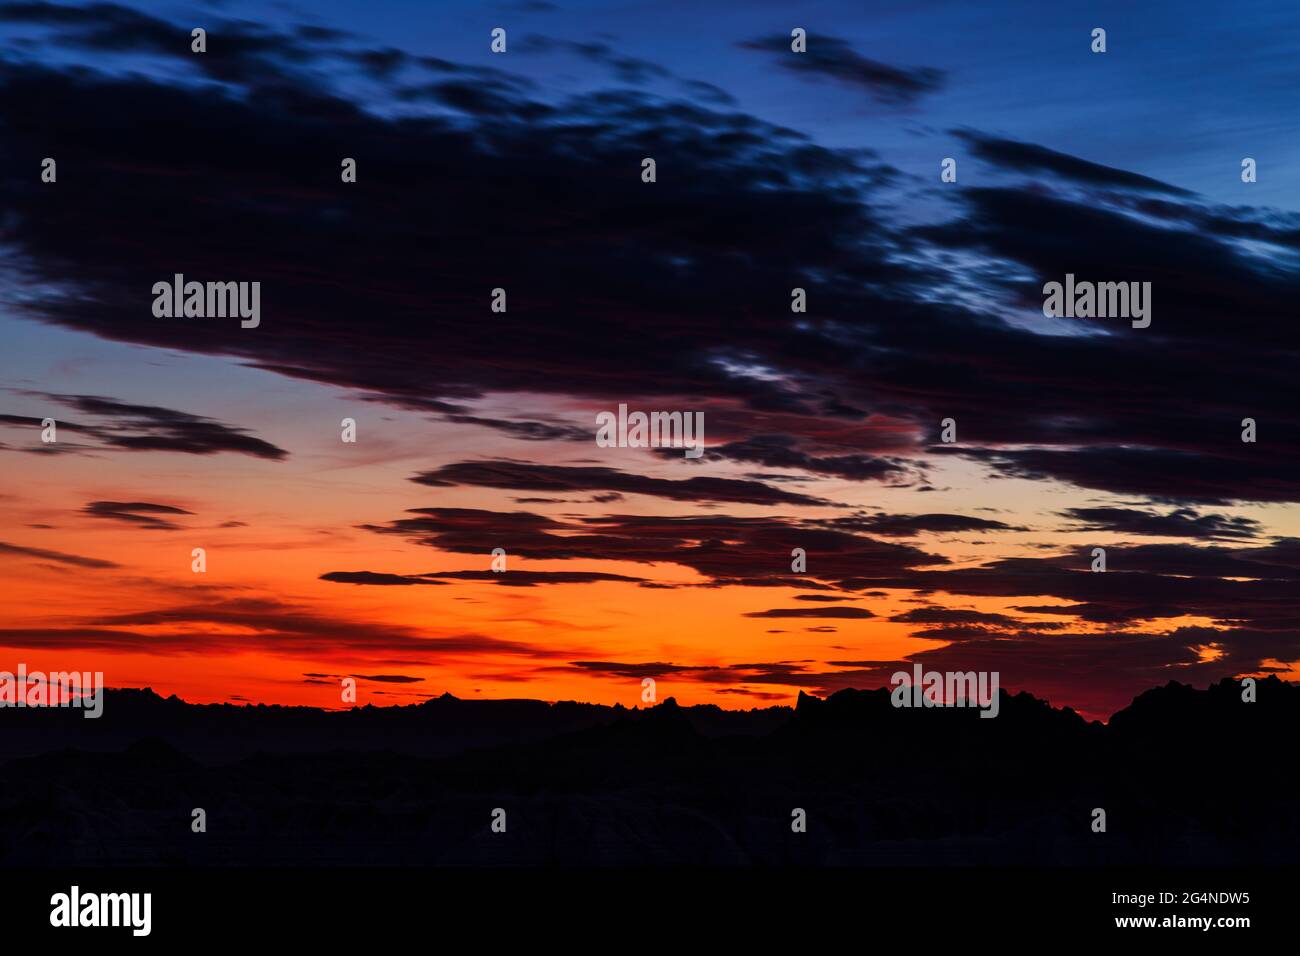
[
  {"x1": 9, "y1": 0, "x2": 1294, "y2": 205},
  {"x1": 227, "y1": 0, "x2": 1300, "y2": 209}
]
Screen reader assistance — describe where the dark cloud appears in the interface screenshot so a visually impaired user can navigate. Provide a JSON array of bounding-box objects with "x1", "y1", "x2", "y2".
[
  {"x1": 569, "y1": 660, "x2": 693, "y2": 679},
  {"x1": 1116, "y1": 194, "x2": 1300, "y2": 252},
  {"x1": 0, "y1": 539, "x2": 119, "y2": 568},
  {"x1": 319, "y1": 571, "x2": 448, "y2": 586},
  {"x1": 423, "y1": 569, "x2": 645, "y2": 586},
  {"x1": 908, "y1": 180, "x2": 1300, "y2": 503},
  {"x1": 714, "y1": 687, "x2": 788, "y2": 700},
  {"x1": 8, "y1": 8, "x2": 1296, "y2": 510},
  {"x1": 0, "y1": 20, "x2": 919, "y2": 430},
  {"x1": 743, "y1": 606, "x2": 875, "y2": 619},
  {"x1": 1, "y1": 394, "x2": 287, "y2": 460},
  {"x1": 839, "y1": 540, "x2": 1300, "y2": 631},
  {"x1": 953, "y1": 445, "x2": 1298, "y2": 506},
  {"x1": 0, "y1": 1, "x2": 344, "y2": 83},
  {"x1": 568, "y1": 659, "x2": 821, "y2": 688},
  {"x1": 1061, "y1": 506, "x2": 1262, "y2": 540},
  {"x1": 1, "y1": 4, "x2": 1298, "y2": 517},
  {"x1": 677, "y1": 434, "x2": 909, "y2": 482},
  {"x1": 953, "y1": 130, "x2": 1192, "y2": 196},
  {"x1": 738, "y1": 33, "x2": 943, "y2": 105},
  {"x1": 82, "y1": 500, "x2": 193, "y2": 530},
  {"x1": 440, "y1": 415, "x2": 591, "y2": 442},
  {"x1": 889, "y1": 607, "x2": 1020, "y2": 626},
  {"x1": 0, "y1": 595, "x2": 575, "y2": 659},
  {"x1": 0, "y1": 413, "x2": 95, "y2": 434},
  {"x1": 828, "y1": 513, "x2": 1019, "y2": 537},
  {"x1": 411, "y1": 461, "x2": 836, "y2": 507},
  {"x1": 322, "y1": 569, "x2": 646, "y2": 587},
  {"x1": 361, "y1": 508, "x2": 945, "y2": 584}
]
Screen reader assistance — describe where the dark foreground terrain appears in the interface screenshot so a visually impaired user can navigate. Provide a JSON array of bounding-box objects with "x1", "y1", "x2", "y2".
[{"x1": 0, "y1": 677, "x2": 1294, "y2": 866}]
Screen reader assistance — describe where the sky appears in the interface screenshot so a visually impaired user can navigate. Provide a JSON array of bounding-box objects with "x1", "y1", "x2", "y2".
[{"x1": 1, "y1": 0, "x2": 1299, "y2": 720}]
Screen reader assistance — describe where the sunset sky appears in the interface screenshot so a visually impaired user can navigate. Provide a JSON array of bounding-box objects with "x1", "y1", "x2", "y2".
[{"x1": 2, "y1": 0, "x2": 1299, "y2": 721}]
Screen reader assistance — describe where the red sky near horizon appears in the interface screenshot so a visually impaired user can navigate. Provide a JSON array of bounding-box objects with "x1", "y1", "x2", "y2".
[{"x1": 2, "y1": 367, "x2": 1290, "y2": 722}]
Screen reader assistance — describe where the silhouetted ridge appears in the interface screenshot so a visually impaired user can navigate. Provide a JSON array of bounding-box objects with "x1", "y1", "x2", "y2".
[{"x1": 1, "y1": 676, "x2": 1295, "y2": 865}]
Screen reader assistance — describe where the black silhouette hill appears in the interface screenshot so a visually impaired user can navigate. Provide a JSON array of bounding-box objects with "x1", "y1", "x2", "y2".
[{"x1": 0, "y1": 677, "x2": 1293, "y2": 866}]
